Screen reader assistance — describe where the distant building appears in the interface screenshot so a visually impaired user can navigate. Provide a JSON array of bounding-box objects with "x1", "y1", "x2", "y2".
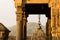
[
  {"x1": 32, "y1": 26, "x2": 46, "y2": 40},
  {"x1": 0, "y1": 23, "x2": 10, "y2": 40}
]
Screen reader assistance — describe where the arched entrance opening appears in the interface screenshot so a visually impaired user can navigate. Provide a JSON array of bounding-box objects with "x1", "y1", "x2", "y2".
[
  {"x1": 24, "y1": 3, "x2": 51, "y2": 40},
  {"x1": 14, "y1": 0, "x2": 60, "y2": 40},
  {"x1": 15, "y1": 3, "x2": 52, "y2": 40}
]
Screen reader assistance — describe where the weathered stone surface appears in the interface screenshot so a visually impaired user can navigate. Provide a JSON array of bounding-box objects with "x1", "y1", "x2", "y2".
[{"x1": 14, "y1": 0, "x2": 60, "y2": 40}]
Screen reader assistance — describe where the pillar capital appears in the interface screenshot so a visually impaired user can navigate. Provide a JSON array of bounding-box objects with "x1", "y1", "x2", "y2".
[
  {"x1": 16, "y1": 6, "x2": 23, "y2": 13},
  {"x1": 14, "y1": 0, "x2": 22, "y2": 8},
  {"x1": 48, "y1": 0, "x2": 60, "y2": 8}
]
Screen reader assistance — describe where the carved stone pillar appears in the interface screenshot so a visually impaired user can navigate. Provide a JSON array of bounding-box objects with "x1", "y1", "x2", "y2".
[
  {"x1": 51, "y1": 8, "x2": 60, "y2": 40},
  {"x1": 46, "y1": 19, "x2": 52, "y2": 40},
  {"x1": 16, "y1": 6, "x2": 23, "y2": 40},
  {"x1": 48, "y1": 0, "x2": 60, "y2": 39},
  {"x1": 22, "y1": 12, "x2": 27, "y2": 40}
]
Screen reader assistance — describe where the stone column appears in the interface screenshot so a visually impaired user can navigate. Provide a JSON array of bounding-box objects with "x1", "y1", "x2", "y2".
[
  {"x1": 51, "y1": 8, "x2": 60, "y2": 40},
  {"x1": 22, "y1": 12, "x2": 27, "y2": 40},
  {"x1": 16, "y1": 6, "x2": 23, "y2": 40},
  {"x1": 46, "y1": 19, "x2": 52, "y2": 40}
]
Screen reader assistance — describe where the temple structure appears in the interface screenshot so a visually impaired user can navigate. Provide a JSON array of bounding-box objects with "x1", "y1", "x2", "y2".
[
  {"x1": 14, "y1": 0, "x2": 60, "y2": 40},
  {"x1": 0, "y1": 23, "x2": 10, "y2": 40}
]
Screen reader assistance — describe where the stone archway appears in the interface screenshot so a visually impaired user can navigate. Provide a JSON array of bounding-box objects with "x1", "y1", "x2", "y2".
[
  {"x1": 14, "y1": 0, "x2": 60, "y2": 40},
  {"x1": 15, "y1": 3, "x2": 51, "y2": 40},
  {"x1": 25, "y1": 4, "x2": 51, "y2": 40}
]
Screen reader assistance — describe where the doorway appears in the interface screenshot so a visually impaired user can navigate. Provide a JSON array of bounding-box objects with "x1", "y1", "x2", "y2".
[{"x1": 25, "y1": 3, "x2": 51, "y2": 40}]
